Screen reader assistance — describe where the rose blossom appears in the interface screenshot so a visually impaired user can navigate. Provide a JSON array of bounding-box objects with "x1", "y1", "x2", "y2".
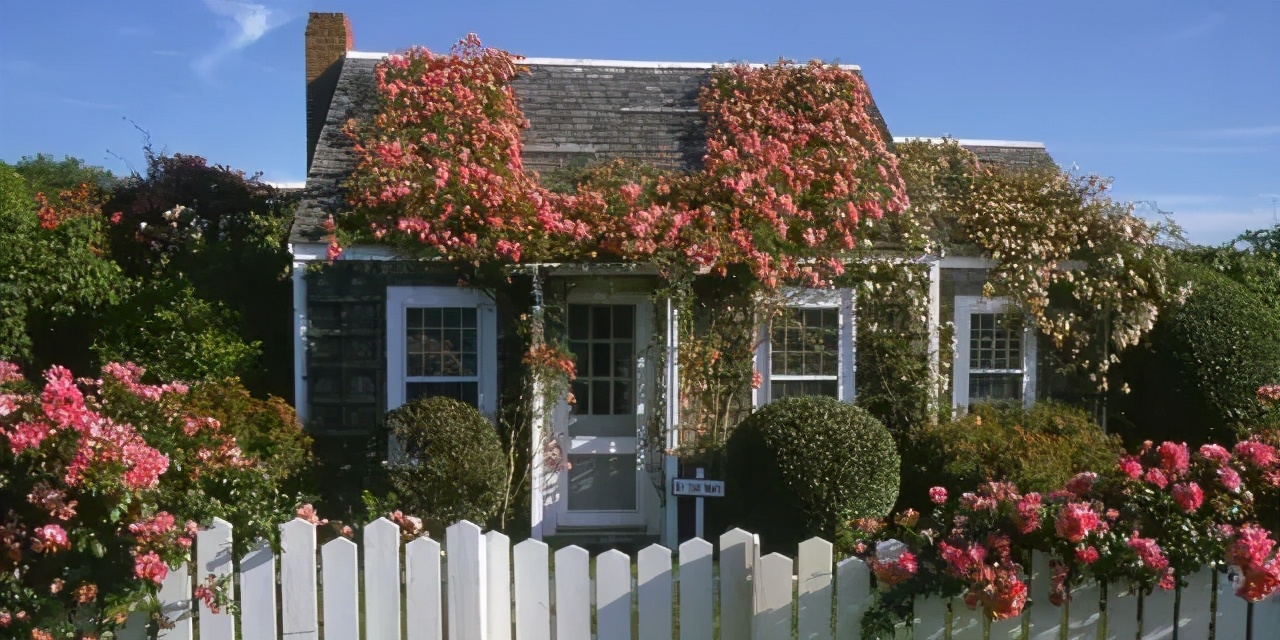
[
  {"x1": 1172, "y1": 482, "x2": 1204, "y2": 512},
  {"x1": 1075, "y1": 546, "x2": 1100, "y2": 564},
  {"x1": 33, "y1": 524, "x2": 69, "y2": 553},
  {"x1": 1199, "y1": 444, "x2": 1231, "y2": 465},
  {"x1": 929, "y1": 486, "x2": 948, "y2": 505},
  {"x1": 1054, "y1": 502, "x2": 1101, "y2": 543},
  {"x1": 1157, "y1": 442, "x2": 1190, "y2": 476},
  {"x1": 134, "y1": 551, "x2": 168, "y2": 584},
  {"x1": 1218, "y1": 466, "x2": 1243, "y2": 492},
  {"x1": 1119, "y1": 455, "x2": 1143, "y2": 479},
  {"x1": 1144, "y1": 467, "x2": 1169, "y2": 489}
]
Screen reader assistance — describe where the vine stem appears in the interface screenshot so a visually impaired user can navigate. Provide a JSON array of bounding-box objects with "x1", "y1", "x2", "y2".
[
  {"x1": 1172, "y1": 573, "x2": 1181, "y2": 640},
  {"x1": 1135, "y1": 590, "x2": 1144, "y2": 640},
  {"x1": 1209, "y1": 569, "x2": 1218, "y2": 640},
  {"x1": 1098, "y1": 582, "x2": 1108, "y2": 640}
]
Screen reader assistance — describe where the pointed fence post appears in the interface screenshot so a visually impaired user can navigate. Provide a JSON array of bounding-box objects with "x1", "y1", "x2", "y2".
[
  {"x1": 239, "y1": 539, "x2": 278, "y2": 640},
  {"x1": 637, "y1": 544, "x2": 673, "y2": 640},
  {"x1": 157, "y1": 554, "x2": 192, "y2": 640},
  {"x1": 485, "y1": 530, "x2": 512, "y2": 640},
  {"x1": 366, "y1": 518, "x2": 403, "y2": 640},
  {"x1": 753, "y1": 553, "x2": 795, "y2": 640},
  {"x1": 197, "y1": 518, "x2": 235, "y2": 640},
  {"x1": 513, "y1": 539, "x2": 551, "y2": 640},
  {"x1": 835, "y1": 556, "x2": 870, "y2": 639},
  {"x1": 720, "y1": 529, "x2": 756, "y2": 640},
  {"x1": 280, "y1": 518, "x2": 318, "y2": 640},
  {"x1": 554, "y1": 545, "x2": 591, "y2": 640},
  {"x1": 679, "y1": 538, "x2": 714, "y2": 640},
  {"x1": 446, "y1": 520, "x2": 487, "y2": 640},
  {"x1": 321, "y1": 536, "x2": 359, "y2": 640},
  {"x1": 797, "y1": 538, "x2": 833, "y2": 640},
  {"x1": 597, "y1": 549, "x2": 634, "y2": 640},
  {"x1": 407, "y1": 536, "x2": 444, "y2": 640}
]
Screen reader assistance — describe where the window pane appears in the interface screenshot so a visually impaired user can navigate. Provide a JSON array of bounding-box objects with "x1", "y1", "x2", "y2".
[
  {"x1": 591, "y1": 343, "x2": 611, "y2": 379},
  {"x1": 406, "y1": 306, "x2": 480, "y2": 379},
  {"x1": 592, "y1": 380, "x2": 611, "y2": 415},
  {"x1": 771, "y1": 379, "x2": 838, "y2": 400},
  {"x1": 592, "y1": 306, "x2": 612, "y2": 339},
  {"x1": 969, "y1": 373, "x2": 1022, "y2": 404},
  {"x1": 612, "y1": 305, "x2": 634, "y2": 340},
  {"x1": 567, "y1": 454, "x2": 637, "y2": 511},
  {"x1": 569, "y1": 304, "x2": 637, "y2": 416},
  {"x1": 771, "y1": 307, "x2": 839, "y2": 377},
  {"x1": 569, "y1": 305, "x2": 589, "y2": 340},
  {"x1": 613, "y1": 381, "x2": 632, "y2": 415},
  {"x1": 969, "y1": 313, "x2": 1023, "y2": 371},
  {"x1": 571, "y1": 380, "x2": 589, "y2": 415},
  {"x1": 407, "y1": 381, "x2": 479, "y2": 408}
]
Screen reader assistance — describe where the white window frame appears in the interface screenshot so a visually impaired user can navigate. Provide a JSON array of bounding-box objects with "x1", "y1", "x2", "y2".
[
  {"x1": 386, "y1": 286, "x2": 498, "y2": 418},
  {"x1": 753, "y1": 288, "x2": 856, "y2": 407},
  {"x1": 952, "y1": 295, "x2": 1036, "y2": 409}
]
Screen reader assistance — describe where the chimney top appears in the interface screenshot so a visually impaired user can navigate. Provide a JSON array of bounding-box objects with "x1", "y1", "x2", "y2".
[{"x1": 305, "y1": 13, "x2": 354, "y2": 172}]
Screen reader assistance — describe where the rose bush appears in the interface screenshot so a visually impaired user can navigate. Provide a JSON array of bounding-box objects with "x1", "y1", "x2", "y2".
[
  {"x1": 0, "y1": 361, "x2": 302, "y2": 638},
  {"x1": 855, "y1": 429, "x2": 1280, "y2": 635}
]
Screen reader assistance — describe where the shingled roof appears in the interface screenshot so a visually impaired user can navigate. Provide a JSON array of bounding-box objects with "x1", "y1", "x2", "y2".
[
  {"x1": 291, "y1": 54, "x2": 892, "y2": 245},
  {"x1": 893, "y1": 137, "x2": 1058, "y2": 171}
]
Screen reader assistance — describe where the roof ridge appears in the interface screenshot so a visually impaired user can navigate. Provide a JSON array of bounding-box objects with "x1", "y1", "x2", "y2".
[{"x1": 345, "y1": 51, "x2": 861, "y2": 70}]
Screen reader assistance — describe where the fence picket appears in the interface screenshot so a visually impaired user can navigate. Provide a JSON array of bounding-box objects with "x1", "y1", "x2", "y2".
[
  {"x1": 406, "y1": 536, "x2": 444, "y2": 640},
  {"x1": 1142, "y1": 583, "x2": 1178, "y2": 639},
  {"x1": 1065, "y1": 580, "x2": 1101, "y2": 640},
  {"x1": 1176, "y1": 570, "x2": 1213, "y2": 640},
  {"x1": 513, "y1": 539, "x2": 551, "y2": 640},
  {"x1": 321, "y1": 536, "x2": 360, "y2": 640},
  {"x1": 951, "y1": 597, "x2": 984, "y2": 640},
  {"x1": 554, "y1": 545, "x2": 591, "y2": 640},
  {"x1": 446, "y1": 520, "x2": 488, "y2": 640},
  {"x1": 1027, "y1": 551, "x2": 1059, "y2": 640},
  {"x1": 485, "y1": 531, "x2": 512, "y2": 640},
  {"x1": 1214, "y1": 572, "x2": 1248, "y2": 640},
  {"x1": 239, "y1": 540, "x2": 278, "y2": 640},
  {"x1": 835, "y1": 556, "x2": 871, "y2": 639},
  {"x1": 280, "y1": 518, "x2": 318, "y2": 640},
  {"x1": 157, "y1": 556, "x2": 192, "y2": 640},
  {"x1": 679, "y1": 538, "x2": 714, "y2": 640},
  {"x1": 637, "y1": 544, "x2": 673, "y2": 640},
  {"x1": 1253, "y1": 593, "x2": 1280, "y2": 638},
  {"x1": 753, "y1": 552, "x2": 794, "y2": 640},
  {"x1": 1104, "y1": 584, "x2": 1139, "y2": 640},
  {"x1": 597, "y1": 549, "x2": 634, "y2": 640},
  {"x1": 365, "y1": 518, "x2": 403, "y2": 640},
  {"x1": 719, "y1": 529, "x2": 755, "y2": 640},
  {"x1": 196, "y1": 518, "x2": 235, "y2": 640},
  {"x1": 796, "y1": 537, "x2": 833, "y2": 640},
  {"x1": 911, "y1": 596, "x2": 947, "y2": 640}
]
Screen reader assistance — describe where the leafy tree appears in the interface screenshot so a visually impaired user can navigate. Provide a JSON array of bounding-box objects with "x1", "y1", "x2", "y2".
[
  {"x1": 104, "y1": 151, "x2": 295, "y2": 397},
  {"x1": 11, "y1": 153, "x2": 115, "y2": 195}
]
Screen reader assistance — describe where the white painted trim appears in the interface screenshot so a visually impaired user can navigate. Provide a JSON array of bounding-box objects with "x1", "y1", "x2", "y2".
[
  {"x1": 940, "y1": 256, "x2": 996, "y2": 269},
  {"x1": 753, "y1": 288, "x2": 856, "y2": 407},
  {"x1": 893, "y1": 137, "x2": 1046, "y2": 149},
  {"x1": 952, "y1": 296, "x2": 1037, "y2": 409},
  {"x1": 663, "y1": 298, "x2": 680, "y2": 548},
  {"x1": 927, "y1": 259, "x2": 942, "y2": 412},
  {"x1": 289, "y1": 243, "x2": 399, "y2": 261},
  {"x1": 346, "y1": 50, "x2": 861, "y2": 70},
  {"x1": 385, "y1": 286, "x2": 499, "y2": 418},
  {"x1": 292, "y1": 262, "x2": 309, "y2": 422}
]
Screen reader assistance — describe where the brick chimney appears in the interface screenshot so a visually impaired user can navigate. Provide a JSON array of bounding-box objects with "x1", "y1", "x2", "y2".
[{"x1": 305, "y1": 13, "x2": 354, "y2": 172}]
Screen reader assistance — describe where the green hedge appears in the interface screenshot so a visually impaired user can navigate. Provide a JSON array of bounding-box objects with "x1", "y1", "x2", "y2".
[
  {"x1": 900, "y1": 401, "x2": 1122, "y2": 509},
  {"x1": 725, "y1": 396, "x2": 899, "y2": 553},
  {"x1": 384, "y1": 397, "x2": 507, "y2": 532},
  {"x1": 1114, "y1": 262, "x2": 1280, "y2": 446}
]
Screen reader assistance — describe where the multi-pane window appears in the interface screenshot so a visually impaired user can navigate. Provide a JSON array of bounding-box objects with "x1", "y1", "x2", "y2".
[
  {"x1": 568, "y1": 304, "x2": 635, "y2": 417},
  {"x1": 952, "y1": 296, "x2": 1035, "y2": 409},
  {"x1": 968, "y1": 312, "x2": 1024, "y2": 404},
  {"x1": 405, "y1": 307, "x2": 480, "y2": 407},
  {"x1": 769, "y1": 307, "x2": 840, "y2": 400}
]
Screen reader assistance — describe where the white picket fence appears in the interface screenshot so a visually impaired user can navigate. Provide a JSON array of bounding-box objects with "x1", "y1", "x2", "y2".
[{"x1": 118, "y1": 517, "x2": 1280, "y2": 640}]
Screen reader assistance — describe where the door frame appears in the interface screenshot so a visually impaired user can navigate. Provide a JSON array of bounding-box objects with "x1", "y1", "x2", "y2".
[{"x1": 555, "y1": 285, "x2": 653, "y2": 528}]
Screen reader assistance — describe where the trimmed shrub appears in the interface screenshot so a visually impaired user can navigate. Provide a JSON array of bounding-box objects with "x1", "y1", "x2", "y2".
[
  {"x1": 900, "y1": 401, "x2": 1122, "y2": 509},
  {"x1": 725, "y1": 396, "x2": 899, "y2": 553},
  {"x1": 384, "y1": 397, "x2": 506, "y2": 532},
  {"x1": 1113, "y1": 263, "x2": 1280, "y2": 446}
]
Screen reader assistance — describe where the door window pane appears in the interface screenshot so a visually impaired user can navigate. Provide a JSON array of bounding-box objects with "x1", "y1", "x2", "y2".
[
  {"x1": 568, "y1": 304, "x2": 636, "y2": 417},
  {"x1": 567, "y1": 454, "x2": 637, "y2": 511}
]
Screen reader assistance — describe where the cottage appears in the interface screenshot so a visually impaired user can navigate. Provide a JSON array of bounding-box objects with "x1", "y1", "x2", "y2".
[{"x1": 288, "y1": 13, "x2": 1061, "y2": 546}]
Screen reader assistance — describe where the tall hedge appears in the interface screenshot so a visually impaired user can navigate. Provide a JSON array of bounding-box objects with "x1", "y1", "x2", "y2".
[
  {"x1": 1115, "y1": 262, "x2": 1280, "y2": 445},
  {"x1": 725, "y1": 396, "x2": 899, "y2": 553}
]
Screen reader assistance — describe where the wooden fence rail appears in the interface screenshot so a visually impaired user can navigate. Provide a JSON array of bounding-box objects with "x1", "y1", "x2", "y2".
[{"x1": 118, "y1": 517, "x2": 1280, "y2": 640}]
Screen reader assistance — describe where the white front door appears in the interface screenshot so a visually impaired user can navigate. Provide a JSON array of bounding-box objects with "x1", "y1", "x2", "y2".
[{"x1": 557, "y1": 296, "x2": 650, "y2": 527}]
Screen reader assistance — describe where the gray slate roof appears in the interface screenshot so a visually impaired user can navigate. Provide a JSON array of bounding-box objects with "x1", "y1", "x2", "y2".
[
  {"x1": 963, "y1": 143, "x2": 1057, "y2": 171},
  {"x1": 292, "y1": 55, "x2": 891, "y2": 244}
]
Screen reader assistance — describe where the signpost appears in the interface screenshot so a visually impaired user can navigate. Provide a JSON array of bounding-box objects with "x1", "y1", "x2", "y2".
[{"x1": 672, "y1": 468, "x2": 725, "y2": 539}]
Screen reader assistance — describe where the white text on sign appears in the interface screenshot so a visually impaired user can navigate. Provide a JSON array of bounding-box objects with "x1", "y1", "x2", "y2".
[{"x1": 672, "y1": 479, "x2": 726, "y2": 497}]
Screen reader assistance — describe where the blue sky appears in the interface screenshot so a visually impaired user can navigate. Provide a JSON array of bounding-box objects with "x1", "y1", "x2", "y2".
[{"x1": 2, "y1": 0, "x2": 1277, "y2": 245}]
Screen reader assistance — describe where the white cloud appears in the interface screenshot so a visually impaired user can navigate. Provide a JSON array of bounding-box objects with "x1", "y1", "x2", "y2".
[
  {"x1": 1165, "y1": 12, "x2": 1225, "y2": 42},
  {"x1": 193, "y1": 0, "x2": 289, "y2": 80}
]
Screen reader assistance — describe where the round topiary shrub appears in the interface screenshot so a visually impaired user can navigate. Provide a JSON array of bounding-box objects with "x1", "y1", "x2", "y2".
[
  {"x1": 725, "y1": 396, "x2": 900, "y2": 553},
  {"x1": 385, "y1": 396, "x2": 507, "y2": 531}
]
